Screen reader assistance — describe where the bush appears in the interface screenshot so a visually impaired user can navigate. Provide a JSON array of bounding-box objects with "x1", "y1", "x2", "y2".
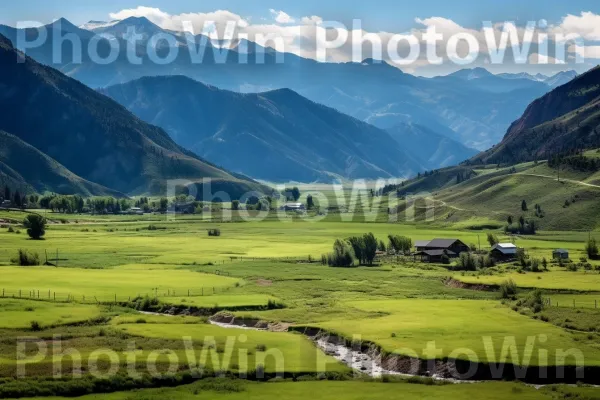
[
  {"x1": 325, "y1": 239, "x2": 356, "y2": 267},
  {"x1": 7, "y1": 226, "x2": 14, "y2": 233},
  {"x1": 208, "y1": 229, "x2": 221, "y2": 237},
  {"x1": 499, "y1": 279, "x2": 518, "y2": 299},
  {"x1": 585, "y1": 238, "x2": 599, "y2": 259},
  {"x1": 23, "y1": 214, "x2": 46, "y2": 240},
  {"x1": 30, "y1": 320, "x2": 41, "y2": 331},
  {"x1": 13, "y1": 249, "x2": 40, "y2": 266}
]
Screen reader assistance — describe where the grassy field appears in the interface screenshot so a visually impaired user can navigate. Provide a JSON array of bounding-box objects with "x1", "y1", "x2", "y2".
[
  {"x1": 2, "y1": 205, "x2": 600, "y2": 397},
  {"x1": 455, "y1": 270, "x2": 600, "y2": 291},
  {"x1": 18, "y1": 380, "x2": 559, "y2": 400},
  {"x1": 0, "y1": 266, "x2": 240, "y2": 301},
  {"x1": 0, "y1": 299, "x2": 103, "y2": 329},
  {"x1": 117, "y1": 323, "x2": 346, "y2": 373},
  {"x1": 314, "y1": 299, "x2": 600, "y2": 366}
]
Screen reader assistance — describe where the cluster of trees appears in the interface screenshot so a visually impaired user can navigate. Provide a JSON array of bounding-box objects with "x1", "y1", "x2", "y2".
[
  {"x1": 505, "y1": 216, "x2": 537, "y2": 235},
  {"x1": 282, "y1": 187, "x2": 301, "y2": 202},
  {"x1": 2, "y1": 186, "x2": 33, "y2": 208},
  {"x1": 322, "y1": 233, "x2": 379, "y2": 267},
  {"x1": 548, "y1": 152, "x2": 600, "y2": 172},
  {"x1": 387, "y1": 235, "x2": 412, "y2": 254},
  {"x1": 453, "y1": 252, "x2": 495, "y2": 271}
]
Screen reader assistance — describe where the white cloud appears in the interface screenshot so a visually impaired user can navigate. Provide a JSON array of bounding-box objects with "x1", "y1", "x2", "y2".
[
  {"x1": 528, "y1": 52, "x2": 566, "y2": 64},
  {"x1": 301, "y1": 16, "x2": 323, "y2": 26},
  {"x1": 553, "y1": 11, "x2": 600, "y2": 41},
  {"x1": 101, "y1": 7, "x2": 595, "y2": 75},
  {"x1": 269, "y1": 9, "x2": 295, "y2": 24}
]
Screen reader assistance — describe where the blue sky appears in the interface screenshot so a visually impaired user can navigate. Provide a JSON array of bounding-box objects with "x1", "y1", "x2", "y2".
[{"x1": 2, "y1": 0, "x2": 599, "y2": 31}]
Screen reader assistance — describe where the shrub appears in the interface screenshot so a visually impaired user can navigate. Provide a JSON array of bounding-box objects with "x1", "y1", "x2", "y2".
[
  {"x1": 208, "y1": 229, "x2": 221, "y2": 237},
  {"x1": 23, "y1": 214, "x2": 46, "y2": 240},
  {"x1": 326, "y1": 239, "x2": 356, "y2": 267},
  {"x1": 499, "y1": 279, "x2": 518, "y2": 299},
  {"x1": 585, "y1": 238, "x2": 599, "y2": 259},
  {"x1": 30, "y1": 320, "x2": 41, "y2": 331},
  {"x1": 256, "y1": 344, "x2": 267, "y2": 352},
  {"x1": 7, "y1": 226, "x2": 14, "y2": 233},
  {"x1": 13, "y1": 249, "x2": 40, "y2": 266}
]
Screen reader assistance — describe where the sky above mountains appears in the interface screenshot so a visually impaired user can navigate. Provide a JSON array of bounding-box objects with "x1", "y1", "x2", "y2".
[{"x1": 3, "y1": 1, "x2": 600, "y2": 76}]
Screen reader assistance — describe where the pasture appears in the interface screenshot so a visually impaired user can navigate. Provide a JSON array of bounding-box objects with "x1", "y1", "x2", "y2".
[
  {"x1": 1, "y1": 209, "x2": 600, "y2": 398},
  {"x1": 314, "y1": 299, "x2": 600, "y2": 366},
  {"x1": 455, "y1": 270, "x2": 600, "y2": 291}
]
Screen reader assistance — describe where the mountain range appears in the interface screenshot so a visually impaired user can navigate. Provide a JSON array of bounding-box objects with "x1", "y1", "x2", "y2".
[
  {"x1": 100, "y1": 76, "x2": 435, "y2": 181},
  {"x1": 472, "y1": 66, "x2": 600, "y2": 164},
  {"x1": 0, "y1": 33, "x2": 267, "y2": 198},
  {"x1": 0, "y1": 17, "x2": 578, "y2": 151}
]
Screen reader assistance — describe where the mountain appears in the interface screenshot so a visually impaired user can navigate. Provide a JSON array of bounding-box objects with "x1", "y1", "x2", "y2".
[
  {"x1": 88, "y1": 17, "x2": 171, "y2": 40},
  {"x1": 385, "y1": 123, "x2": 478, "y2": 168},
  {"x1": 472, "y1": 66, "x2": 600, "y2": 164},
  {"x1": 0, "y1": 33, "x2": 267, "y2": 197},
  {"x1": 544, "y1": 70, "x2": 578, "y2": 88},
  {"x1": 0, "y1": 131, "x2": 123, "y2": 197},
  {"x1": 0, "y1": 19, "x2": 554, "y2": 150},
  {"x1": 101, "y1": 75, "x2": 429, "y2": 182}
]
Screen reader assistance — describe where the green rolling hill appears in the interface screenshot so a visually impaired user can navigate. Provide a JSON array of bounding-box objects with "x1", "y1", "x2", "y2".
[{"x1": 0, "y1": 34, "x2": 267, "y2": 197}]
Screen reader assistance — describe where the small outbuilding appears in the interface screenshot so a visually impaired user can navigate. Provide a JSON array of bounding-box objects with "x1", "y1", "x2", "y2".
[
  {"x1": 491, "y1": 243, "x2": 518, "y2": 260},
  {"x1": 552, "y1": 249, "x2": 569, "y2": 260},
  {"x1": 283, "y1": 203, "x2": 306, "y2": 211}
]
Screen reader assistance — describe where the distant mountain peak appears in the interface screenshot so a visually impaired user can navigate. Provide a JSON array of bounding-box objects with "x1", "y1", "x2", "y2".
[
  {"x1": 0, "y1": 33, "x2": 13, "y2": 50},
  {"x1": 448, "y1": 67, "x2": 493, "y2": 80}
]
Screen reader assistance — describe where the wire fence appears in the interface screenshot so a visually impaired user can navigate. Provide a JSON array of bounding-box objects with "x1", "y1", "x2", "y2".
[
  {"x1": 0, "y1": 285, "x2": 238, "y2": 304},
  {"x1": 545, "y1": 297, "x2": 600, "y2": 309}
]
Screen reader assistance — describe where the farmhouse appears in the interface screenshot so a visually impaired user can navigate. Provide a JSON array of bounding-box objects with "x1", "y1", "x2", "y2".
[
  {"x1": 413, "y1": 238, "x2": 469, "y2": 262},
  {"x1": 553, "y1": 249, "x2": 569, "y2": 260},
  {"x1": 128, "y1": 207, "x2": 144, "y2": 215},
  {"x1": 283, "y1": 202, "x2": 306, "y2": 211},
  {"x1": 491, "y1": 243, "x2": 518, "y2": 260}
]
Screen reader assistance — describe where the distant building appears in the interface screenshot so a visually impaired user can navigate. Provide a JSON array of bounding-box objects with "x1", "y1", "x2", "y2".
[
  {"x1": 128, "y1": 207, "x2": 144, "y2": 215},
  {"x1": 414, "y1": 238, "x2": 469, "y2": 262},
  {"x1": 0, "y1": 200, "x2": 11, "y2": 209},
  {"x1": 491, "y1": 243, "x2": 518, "y2": 260},
  {"x1": 552, "y1": 249, "x2": 569, "y2": 260},
  {"x1": 283, "y1": 203, "x2": 306, "y2": 211}
]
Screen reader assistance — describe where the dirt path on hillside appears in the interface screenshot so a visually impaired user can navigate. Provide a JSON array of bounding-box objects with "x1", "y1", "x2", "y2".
[{"x1": 516, "y1": 173, "x2": 600, "y2": 189}]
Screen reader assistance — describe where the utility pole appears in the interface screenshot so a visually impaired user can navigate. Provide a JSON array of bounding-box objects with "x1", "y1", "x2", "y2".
[{"x1": 477, "y1": 235, "x2": 481, "y2": 252}]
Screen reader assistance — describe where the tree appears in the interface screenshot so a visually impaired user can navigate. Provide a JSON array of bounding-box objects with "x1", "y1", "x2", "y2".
[
  {"x1": 521, "y1": 200, "x2": 528, "y2": 211},
  {"x1": 4, "y1": 185, "x2": 10, "y2": 202},
  {"x1": 159, "y1": 198, "x2": 169, "y2": 212},
  {"x1": 232, "y1": 200, "x2": 240, "y2": 211},
  {"x1": 362, "y1": 233, "x2": 378, "y2": 266},
  {"x1": 387, "y1": 235, "x2": 412, "y2": 254},
  {"x1": 585, "y1": 238, "x2": 599, "y2": 259},
  {"x1": 507, "y1": 216, "x2": 513, "y2": 225},
  {"x1": 306, "y1": 195, "x2": 315, "y2": 210},
  {"x1": 487, "y1": 233, "x2": 499, "y2": 247},
  {"x1": 23, "y1": 214, "x2": 46, "y2": 240},
  {"x1": 13, "y1": 190, "x2": 22, "y2": 208}
]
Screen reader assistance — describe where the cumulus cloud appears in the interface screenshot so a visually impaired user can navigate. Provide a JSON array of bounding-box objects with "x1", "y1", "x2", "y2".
[
  {"x1": 100, "y1": 6, "x2": 597, "y2": 74},
  {"x1": 269, "y1": 9, "x2": 295, "y2": 24}
]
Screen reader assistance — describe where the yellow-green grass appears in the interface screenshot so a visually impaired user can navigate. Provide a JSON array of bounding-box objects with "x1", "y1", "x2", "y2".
[
  {"x1": 316, "y1": 299, "x2": 600, "y2": 366},
  {"x1": 162, "y1": 294, "x2": 277, "y2": 308},
  {"x1": 455, "y1": 270, "x2": 600, "y2": 291},
  {"x1": 0, "y1": 299, "x2": 102, "y2": 329},
  {"x1": 118, "y1": 323, "x2": 346, "y2": 373},
  {"x1": 0, "y1": 267, "x2": 240, "y2": 301},
  {"x1": 110, "y1": 314, "x2": 205, "y2": 325},
  {"x1": 545, "y1": 294, "x2": 600, "y2": 309},
  {"x1": 2, "y1": 218, "x2": 595, "y2": 267},
  {"x1": 19, "y1": 380, "x2": 557, "y2": 400}
]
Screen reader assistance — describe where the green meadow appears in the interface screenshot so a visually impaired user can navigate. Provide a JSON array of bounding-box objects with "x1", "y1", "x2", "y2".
[{"x1": 1, "y1": 204, "x2": 600, "y2": 398}]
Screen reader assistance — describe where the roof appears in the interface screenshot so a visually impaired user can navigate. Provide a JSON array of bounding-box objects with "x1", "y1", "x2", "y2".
[
  {"x1": 495, "y1": 243, "x2": 517, "y2": 249},
  {"x1": 553, "y1": 249, "x2": 569, "y2": 253},
  {"x1": 415, "y1": 240, "x2": 431, "y2": 248},
  {"x1": 416, "y1": 249, "x2": 457, "y2": 257},
  {"x1": 492, "y1": 243, "x2": 517, "y2": 255},
  {"x1": 425, "y1": 239, "x2": 463, "y2": 249},
  {"x1": 285, "y1": 203, "x2": 303, "y2": 207}
]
